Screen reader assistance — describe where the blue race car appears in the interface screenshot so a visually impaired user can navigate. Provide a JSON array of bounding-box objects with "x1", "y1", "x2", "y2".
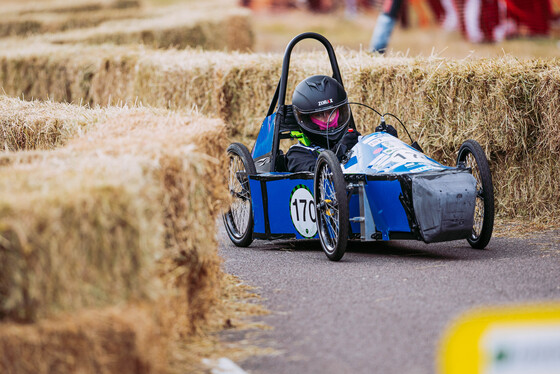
[{"x1": 223, "y1": 32, "x2": 494, "y2": 261}]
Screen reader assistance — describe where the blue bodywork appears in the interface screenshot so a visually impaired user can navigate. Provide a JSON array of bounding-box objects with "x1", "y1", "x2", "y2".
[
  {"x1": 249, "y1": 172, "x2": 412, "y2": 241},
  {"x1": 238, "y1": 32, "x2": 477, "y2": 248},
  {"x1": 249, "y1": 174, "x2": 316, "y2": 238},
  {"x1": 248, "y1": 131, "x2": 476, "y2": 243},
  {"x1": 252, "y1": 114, "x2": 276, "y2": 160},
  {"x1": 342, "y1": 133, "x2": 448, "y2": 175}
]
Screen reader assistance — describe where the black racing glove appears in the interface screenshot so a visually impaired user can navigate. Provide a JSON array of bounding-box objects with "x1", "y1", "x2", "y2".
[
  {"x1": 335, "y1": 143, "x2": 348, "y2": 161},
  {"x1": 340, "y1": 128, "x2": 360, "y2": 149},
  {"x1": 375, "y1": 123, "x2": 398, "y2": 138},
  {"x1": 335, "y1": 128, "x2": 361, "y2": 161}
]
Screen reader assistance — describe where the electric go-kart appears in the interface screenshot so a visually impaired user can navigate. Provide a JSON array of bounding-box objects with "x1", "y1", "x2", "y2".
[{"x1": 223, "y1": 32, "x2": 494, "y2": 261}]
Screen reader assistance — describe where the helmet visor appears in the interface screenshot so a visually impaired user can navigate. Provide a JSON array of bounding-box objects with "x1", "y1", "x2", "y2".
[
  {"x1": 294, "y1": 103, "x2": 351, "y2": 136},
  {"x1": 310, "y1": 108, "x2": 340, "y2": 130}
]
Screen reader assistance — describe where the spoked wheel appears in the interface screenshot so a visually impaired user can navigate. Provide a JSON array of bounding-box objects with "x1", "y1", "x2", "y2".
[
  {"x1": 223, "y1": 142, "x2": 256, "y2": 247},
  {"x1": 457, "y1": 140, "x2": 495, "y2": 249},
  {"x1": 314, "y1": 150, "x2": 349, "y2": 261}
]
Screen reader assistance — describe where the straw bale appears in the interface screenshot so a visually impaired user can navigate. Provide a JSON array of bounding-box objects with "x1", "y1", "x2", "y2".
[
  {"x1": 132, "y1": 49, "x2": 332, "y2": 138},
  {"x1": 2, "y1": 0, "x2": 141, "y2": 16},
  {"x1": 0, "y1": 101, "x2": 228, "y2": 329},
  {"x1": 354, "y1": 57, "x2": 560, "y2": 159},
  {"x1": 0, "y1": 42, "x2": 139, "y2": 105},
  {"x1": 0, "y1": 8, "x2": 145, "y2": 38},
  {"x1": 353, "y1": 56, "x2": 560, "y2": 221},
  {"x1": 0, "y1": 97, "x2": 229, "y2": 371},
  {"x1": 1, "y1": 43, "x2": 559, "y2": 220},
  {"x1": 42, "y1": 7, "x2": 254, "y2": 51},
  {"x1": 0, "y1": 96, "x2": 106, "y2": 151},
  {"x1": 0, "y1": 152, "x2": 164, "y2": 322},
  {"x1": 74, "y1": 110, "x2": 229, "y2": 334},
  {"x1": 492, "y1": 156, "x2": 560, "y2": 219},
  {"x1": 0, "y1": 305, "x2": 164, "y2": 374}
]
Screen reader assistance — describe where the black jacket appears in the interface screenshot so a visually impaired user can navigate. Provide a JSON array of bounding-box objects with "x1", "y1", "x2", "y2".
[{"x1": 286, "y1": 130, "x2": 360, "y2": 173}]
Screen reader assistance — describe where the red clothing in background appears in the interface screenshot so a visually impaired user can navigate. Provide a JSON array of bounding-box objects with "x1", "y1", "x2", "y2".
[
  {"x1": 453, "y1": 0, "x2": 551, "y2": 42},
  {"x1": 505, "y1": 0, "x2": 551, "y2": 35}
]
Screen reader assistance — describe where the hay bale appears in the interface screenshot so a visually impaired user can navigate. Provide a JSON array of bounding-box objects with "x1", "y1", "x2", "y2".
[
  {"x1": 0, "y1": 96, "x2": 106, "y2": 151},
  {"x1": 133, "y1": 49, "x2": 286, "y2": 137},
  {"x1": 0, "y1": 8, "x2": 145, "y2": 38},
  {"x1": 0, "y1": 42, "x2": 138, "y2": 105},
  {"x1": 42, "y1": 7, "x2": 254, "y2": 51},
  {"x1": 0, "y1": 101, "x2": 228, "y2": 330},
  {"x1": 64, "y1": 109, "x2": 229, "y2": 333},
  {"x1": 1, "y1": 43, "x2": 559, "y2": 220},
  {"x1": 0, "y1": 97, "x2": 229, "y2": 371},
  {"x1": 0, "y1": 156, "x2": 163, "y2": 322},
  {"x1": 0, "y1": 305, "x2": 164, "y2": 374},
  {"x1": 353, "y1": 56, "x2": 560, "y2": 221},
  {"x1": 2, "y1": 0, "x2": 141, "y2": 16},
  {"x1": 355, "y1": 58, "x2": 556, "y2": 161}
]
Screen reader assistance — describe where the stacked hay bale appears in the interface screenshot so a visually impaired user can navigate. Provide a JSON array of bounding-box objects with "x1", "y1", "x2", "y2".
[
  {"x1": 0, "y1": 42, "x2": 140, "y2": 108},
  {"x1": 41, "y1": 6, "x2": 254, "y2": 51},
  {"x1": 1, "y1": 0, "x2": 140, "y2": 16},
  {"x1": 1, "y1": 43, "x2": 558, "y2": 222},
  {"x1": 0, "y1": 42, "x2": 298, "y2": 135},
  {"x1": 0, "y1": 0, "x2": 142, "y2": 38},
  {"x1": 0, "y1": 96, "x2": 228, "y2": 373},
  {"x1": 0, "y1": 8, "x2": 145, "y2": 37},
  {"x1": 0, "y1": 0, "x2": 253, "y2": 52},
  {"x1": 0, "y1": 96, "x2": 106, "y2": 151},
  {"x1": 354, "y1": 57, "x2": 560, "y2": 220},
  {"x1": 0, "y1": 0, "x2": 141, "y2": 37}
]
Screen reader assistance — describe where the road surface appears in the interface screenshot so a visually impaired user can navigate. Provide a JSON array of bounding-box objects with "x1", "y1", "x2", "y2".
[{"x1": 219, "y1": 228, "x2": 560, "y2": 374}]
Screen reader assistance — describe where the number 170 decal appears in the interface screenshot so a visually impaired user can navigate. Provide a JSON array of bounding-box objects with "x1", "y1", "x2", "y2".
[{"x1": 289, "y1": 184, "x2": 317, "y2": 238}]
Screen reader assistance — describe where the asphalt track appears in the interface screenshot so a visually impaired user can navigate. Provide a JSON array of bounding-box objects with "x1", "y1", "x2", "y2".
[{"x1": 219, "y1": 227, "x2": 560, "y2": 374}]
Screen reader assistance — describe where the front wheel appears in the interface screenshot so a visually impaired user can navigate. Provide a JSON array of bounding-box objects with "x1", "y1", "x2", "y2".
[
  {"x1": 314, "y1": 150, "x2": 349, "y2": 261},
  {"x1": 457, "y1": 140, "x2": 494, "y2": 249},
  {"x1": 223, "y1": 142, "x2": 256, "y2": 247}
]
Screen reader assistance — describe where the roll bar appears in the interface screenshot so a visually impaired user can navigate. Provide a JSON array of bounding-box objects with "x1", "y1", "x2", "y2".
[{"x1": 268, "y1": 32, "x2": 347, "y2": 171}]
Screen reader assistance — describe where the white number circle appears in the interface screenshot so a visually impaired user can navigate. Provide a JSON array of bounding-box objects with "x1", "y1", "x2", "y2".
[{"x1": 290, "y1": 185, "x2": 317, "y2": 238}]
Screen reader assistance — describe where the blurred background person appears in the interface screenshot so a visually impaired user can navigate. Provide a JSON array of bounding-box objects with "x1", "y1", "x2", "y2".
[
  {"x1": 239, "y1": 0, "x2": 556, "y2": 47},
  {"x1": 506, "y1": 0, "x2": 552, "y2": 36},
  {"x1": 345, "y1": 0, "x2": 358, "y2": 18},
  {"x1": 369, "y1": 0, "x2": 405, "y2": 53},
  {"x1": 441, "y1": 0, "x2": 459, "y2": 30},
  {"x1": 454, "y1": 0, "x2": 552, "y2": 42}
]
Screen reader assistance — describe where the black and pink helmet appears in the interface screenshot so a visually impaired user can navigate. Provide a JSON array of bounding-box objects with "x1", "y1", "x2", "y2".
[{"x1": 292, "y1": 75, "x2": 351, "y2": 149}]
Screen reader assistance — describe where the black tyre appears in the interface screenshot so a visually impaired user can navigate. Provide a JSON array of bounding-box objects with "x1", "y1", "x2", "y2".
[
  {"x1": 223, "y1": 142, "x2": 256, "y2": 247},
  {"x1": 314, "y1": 150, "x2": 349, "y2": 261},
  {"x1": 457, "y1": 140, "x2": 494, "y2": 249}
]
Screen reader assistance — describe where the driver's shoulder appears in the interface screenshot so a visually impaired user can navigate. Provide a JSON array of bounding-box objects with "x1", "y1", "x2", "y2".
[{"x1": 287, "y1": 143, "x2": 320, "y2": 154}]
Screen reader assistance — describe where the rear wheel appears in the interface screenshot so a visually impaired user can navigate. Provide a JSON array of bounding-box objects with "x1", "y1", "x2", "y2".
[
  {"x1": 457, "y1": 140, "x2": 494, "y2": 249},
  {"x1": 314, "y1": 150, "x2": 348, "y2": 261},
  {"x1": 223, "y1": 143, "x2": 256, "y2": 247}
]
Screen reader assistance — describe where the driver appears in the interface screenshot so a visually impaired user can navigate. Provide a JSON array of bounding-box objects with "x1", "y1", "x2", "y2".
[{"x1": 286, "y1": 75, "x2": 360, "y2": 172}]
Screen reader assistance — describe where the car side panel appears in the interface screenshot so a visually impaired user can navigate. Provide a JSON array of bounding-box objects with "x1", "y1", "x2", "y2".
[
  {"x1": 249, "y1": 173, "x2": 413, "y2": 242},
  {"x1": 365, "y1": 179, "x2": 412, "y2": 240},
  {"x1": 249, "y1": 174, "x2": 317, "y2": 239}
]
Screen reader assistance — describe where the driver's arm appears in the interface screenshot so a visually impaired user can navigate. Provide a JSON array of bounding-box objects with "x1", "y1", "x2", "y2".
[
  {"x1": 286, "y1": 145, "x2": 319, "y2": 173},
  {"x1": 334, "y1": 128, "x2": 361, "y2": 160}
]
